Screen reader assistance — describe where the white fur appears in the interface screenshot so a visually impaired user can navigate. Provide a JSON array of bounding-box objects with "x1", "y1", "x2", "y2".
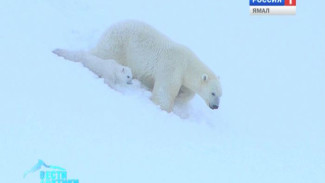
[
  {"x1": 59, "y1": 20, "x2": 222, "y2": 112},
  {"x1": 90, "y1": 20, "x2": 222, "y2": 112},
  {"x1": 52, "y1": 49, "x2": 133, "y2": 87}
]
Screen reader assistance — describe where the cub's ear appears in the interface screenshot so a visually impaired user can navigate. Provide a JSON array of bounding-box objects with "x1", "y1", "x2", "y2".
[
  {"x1": 121, "y1": 67, "x2": 125, "y2": 73},
  {"x1": 201, "y1": 74, "x2": 208, "y2": 82}
]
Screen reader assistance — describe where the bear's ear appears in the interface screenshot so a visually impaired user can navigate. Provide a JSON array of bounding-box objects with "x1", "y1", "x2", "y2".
[
  {"x1": 202, "y1": 74, "x2": 208, "y2": 82},
  {"x1": 121, "y1": 67, "x2": 125, "y2": 73}
]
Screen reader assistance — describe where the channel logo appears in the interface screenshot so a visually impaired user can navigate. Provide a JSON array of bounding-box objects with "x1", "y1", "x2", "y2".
[
  {"x1": 250, "y1": 0, "x2": 296, "y2": 15},
  {"x1": 24, "y1": 160, "x2": 79, "y2": 183}
]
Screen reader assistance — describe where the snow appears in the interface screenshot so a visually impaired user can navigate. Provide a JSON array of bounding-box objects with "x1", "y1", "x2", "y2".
[{"x1": 1, "y1": 0, "x2": 325, "y2": 183}]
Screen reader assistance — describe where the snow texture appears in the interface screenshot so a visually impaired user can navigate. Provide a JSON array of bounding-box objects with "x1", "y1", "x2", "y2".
[{"x1": 0, "y1": 0, "x2": 324, "y2": 183}]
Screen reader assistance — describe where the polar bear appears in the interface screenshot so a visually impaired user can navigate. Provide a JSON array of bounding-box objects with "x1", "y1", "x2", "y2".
[
  {"x1": 52, "y1": 49, "x2": 133, "y2": 87},
  {"x1": 88, "y1": 20, "x2": 222, "y2": 112}
]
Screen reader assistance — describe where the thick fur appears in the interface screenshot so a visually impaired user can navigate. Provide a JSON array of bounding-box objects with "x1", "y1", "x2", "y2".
[
  {"x1": 90, "y1": 20, "x2": 222, "y2": 112},
  {"x1": 52, "y1": 49, "x2": 133, "y2": 87},
  {"x1": 57, "y1": 20, "x2": 222, "y2": 112}
]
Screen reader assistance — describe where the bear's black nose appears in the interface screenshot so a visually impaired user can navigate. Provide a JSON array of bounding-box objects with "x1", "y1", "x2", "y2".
[{"x1": 210, "y1": 105, "x2": 219, "y2": 110}]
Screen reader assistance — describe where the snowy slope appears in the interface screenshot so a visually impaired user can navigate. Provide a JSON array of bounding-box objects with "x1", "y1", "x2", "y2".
[{"x1": 1, "y1": 0, "x2": 325, "y2": 183}]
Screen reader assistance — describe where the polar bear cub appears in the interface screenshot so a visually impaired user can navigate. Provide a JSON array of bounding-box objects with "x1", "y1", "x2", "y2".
[{"x1": 52, "y1": 49, "x2": 133, "y2": 87}]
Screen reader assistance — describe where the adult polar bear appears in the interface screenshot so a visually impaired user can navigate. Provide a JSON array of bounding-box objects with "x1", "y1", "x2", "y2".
[{"x1": 91, "y1": 20, "x2": 222, "y2": 112}]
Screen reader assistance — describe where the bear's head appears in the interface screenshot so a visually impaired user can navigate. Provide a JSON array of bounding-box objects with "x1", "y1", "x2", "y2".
[
  {"x1": 117, "y1": 67, "x2": 133, "y2": 85},
  {"x1": 198, "y1": 74, "x2": 222, "y2": 110}
]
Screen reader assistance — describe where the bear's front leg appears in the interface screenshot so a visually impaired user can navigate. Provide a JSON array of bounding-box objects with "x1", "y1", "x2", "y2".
[
  {"x1": 151, "y1": 78, "x2": 182, "y2": 112},
  {"x1": 175, "y1": 86, "x2": 195, "y2": 104}
]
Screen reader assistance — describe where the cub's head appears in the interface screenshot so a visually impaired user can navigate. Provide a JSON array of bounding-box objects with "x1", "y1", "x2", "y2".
[
  {"x1": 198, "y1": 74, "x2": 222, "y2": 110},
  {"x1": 117, "y1": 67, "x2": 133, "y2": 85}
]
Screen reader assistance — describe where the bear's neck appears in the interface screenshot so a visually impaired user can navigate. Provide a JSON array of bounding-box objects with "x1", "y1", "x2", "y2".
[
  {"x1": 183, "y1": 58, "x2": 216, "y2": 93},
  {"x1": 183, "y1": 74, "x2": 200, "y2": 93}
]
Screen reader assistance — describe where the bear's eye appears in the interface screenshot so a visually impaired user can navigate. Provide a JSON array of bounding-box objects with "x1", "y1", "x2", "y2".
[
  {"x1": 211, "y1": 92, "x2": 216, "y2": 96},
  {"x1": 127, "y1": 76, "x2": 130, "y2": 79}
]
